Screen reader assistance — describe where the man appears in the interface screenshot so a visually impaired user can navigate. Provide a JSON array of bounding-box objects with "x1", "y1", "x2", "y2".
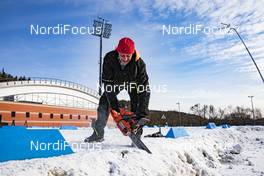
[{"x1": 84, "y1": 37, "x2": 150, "y2": 142}]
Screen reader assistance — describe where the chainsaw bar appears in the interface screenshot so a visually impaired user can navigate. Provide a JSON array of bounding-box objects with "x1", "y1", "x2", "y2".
[{"x1": 129, "y1": 133, "x2": 152, "y2": 154}]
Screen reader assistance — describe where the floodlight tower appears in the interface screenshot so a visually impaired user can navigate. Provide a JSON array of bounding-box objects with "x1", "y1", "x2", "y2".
[
  {"x1": 221, "y1": 23, "x2": 264, "y2": 84},
  {"x1": 93, "y1": 18, "x2": 112, "y2": 95}
]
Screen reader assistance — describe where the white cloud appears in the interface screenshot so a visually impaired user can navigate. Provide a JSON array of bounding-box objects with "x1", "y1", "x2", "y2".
[
  {"x1": 4, "y1": 0, "x2": 263, "y2": 112},
  {"x1": 150, "y1": 0, "x2": 264, "y2": 81}
]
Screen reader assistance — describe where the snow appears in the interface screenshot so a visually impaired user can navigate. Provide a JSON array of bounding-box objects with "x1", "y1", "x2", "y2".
[{"x1": 0, "y1": 126, "x2": 264, "y2": 176}]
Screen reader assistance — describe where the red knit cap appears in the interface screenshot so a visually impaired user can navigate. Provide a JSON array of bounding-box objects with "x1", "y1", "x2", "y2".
[{"x1": 116, "y1": 37, "x2": 135, "y2": 54}]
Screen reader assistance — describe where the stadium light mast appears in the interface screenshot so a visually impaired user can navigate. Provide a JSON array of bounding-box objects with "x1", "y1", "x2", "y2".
[
  {"x1": 248, "y1": 95, "x2": 256, "y2": 125},
  {"x1": 221, "y1": 23, "x2": 264, "y2": 83},
  {"x1": 93, "y1": 18, "x2": 112, "y2": 95},
  {"x1": 221, "y1": 23, "x2": 264, "y2": 84}
]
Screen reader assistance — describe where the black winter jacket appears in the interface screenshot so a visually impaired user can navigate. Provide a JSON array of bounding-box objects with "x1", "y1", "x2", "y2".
[{"x1": 102, "y1": 50, "x2": 150, "y2": 118}]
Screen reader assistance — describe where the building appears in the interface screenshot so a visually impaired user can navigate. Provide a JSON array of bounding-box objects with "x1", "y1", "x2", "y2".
[{"x1": 0, "y1": 78, "x2": 115, "y2": 127}]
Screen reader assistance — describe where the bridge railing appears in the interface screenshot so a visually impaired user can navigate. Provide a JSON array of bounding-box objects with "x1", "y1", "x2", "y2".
[{"x1": 0, "y1": 77, "x2": 99, "y2": 98}]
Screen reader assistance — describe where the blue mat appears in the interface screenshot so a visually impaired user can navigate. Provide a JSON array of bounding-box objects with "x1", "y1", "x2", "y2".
[
  {"x1": 60, "y1": 126, "x2": 78, "y2": 130},
  {"x1": 2, "y1": 126, "x2": 26, "y2": 130},
  {"x1": 206, "y1": 122, "x2": 217, "y2": 129},
  {"x1": 0, "y1": 127, "x2": 74, "y2": 162},
  {"x1": 165, "y1": 127, "x2": 189, "y2": 139},
  {"x1": 222, "y1": 124, "x2": 230, "y2": 128}
]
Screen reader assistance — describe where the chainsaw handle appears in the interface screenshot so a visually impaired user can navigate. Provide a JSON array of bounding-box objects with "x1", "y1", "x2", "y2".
[{"x1": 110, "y1": 108, "x2": 135, "y2": 116}]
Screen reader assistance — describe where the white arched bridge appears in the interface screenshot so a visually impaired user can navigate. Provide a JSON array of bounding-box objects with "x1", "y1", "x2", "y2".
[{"x1": 0, "y1": 77, "x2": 99, "y2": 109}]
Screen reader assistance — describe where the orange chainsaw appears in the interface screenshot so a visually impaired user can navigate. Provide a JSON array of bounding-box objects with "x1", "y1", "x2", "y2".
[
  {"x1": 104, "y1": 92, "x2": 152, "y2": 154},
  {"x1": 110, "y1": 108, "x2": 151, "y2": 154},
  {"x1": 110, "y1": 108, "x2": 139, "y2": 136}
]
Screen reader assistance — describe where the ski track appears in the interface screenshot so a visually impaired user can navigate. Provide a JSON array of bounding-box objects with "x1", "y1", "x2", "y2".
[{"x1": 0, "y1": 126, "x2": 264, "y2": 176}]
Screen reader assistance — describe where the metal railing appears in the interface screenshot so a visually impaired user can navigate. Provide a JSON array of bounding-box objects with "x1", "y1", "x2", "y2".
[{"x1": 0, "y1": 77, "x2": 99, "y2": 98}]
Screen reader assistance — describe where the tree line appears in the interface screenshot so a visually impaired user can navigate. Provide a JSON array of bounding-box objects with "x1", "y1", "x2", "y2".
[
  {"x1": 119, "y1": 100, "x2": 263, "y2": 126},
  {"x1": 0, "y1": 68, "x2": 30, "y2": 82}
]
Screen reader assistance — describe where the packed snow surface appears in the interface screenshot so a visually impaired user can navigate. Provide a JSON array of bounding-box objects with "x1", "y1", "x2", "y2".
[{"x1": 0, "y1": 126, "x2": 264, "y2": 176}]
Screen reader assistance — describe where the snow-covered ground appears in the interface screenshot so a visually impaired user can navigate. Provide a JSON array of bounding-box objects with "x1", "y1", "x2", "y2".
[{"x1": 0, "y1": 126, "x2": 264, "y2": 176}]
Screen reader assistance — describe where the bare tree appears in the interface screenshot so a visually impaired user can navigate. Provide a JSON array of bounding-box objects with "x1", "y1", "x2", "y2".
[
  {"x1": 201, "y1": 105, "x2": 208, "y2": 118},
  {"x1": 208, "y1": 105, "x2": 217, "y2": 119},
  {"x1": 190, "y1": 103, "x2": 202, "y2": 116},
  {"x1": 218, "y1": 108, "x2": 225, "y2": 119},
  {"x1": 255, "y1": 108, "x2": 263, "y2": 119}
]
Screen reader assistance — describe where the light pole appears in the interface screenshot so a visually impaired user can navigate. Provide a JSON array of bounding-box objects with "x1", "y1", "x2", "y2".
[
  {"x1": 176, "y1": 102, "x2": 181, "y2": 126},
  {"x1": 160, "y1": 114, "x2": 166, "y2": 133},
  {"x1": 248, "y1": 96, "x2": 256, "y2": 125},
  {"x1": 93, "y1": 18, "x2": 112, "y2": 95},
  {"x1": 221, "y1": 23, "x2": 264, "y2": 84}
]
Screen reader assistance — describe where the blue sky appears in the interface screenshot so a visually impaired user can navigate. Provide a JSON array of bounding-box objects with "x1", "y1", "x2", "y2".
[{"x1": 1, "y1": 0, "x2": 264, "y2": 113}]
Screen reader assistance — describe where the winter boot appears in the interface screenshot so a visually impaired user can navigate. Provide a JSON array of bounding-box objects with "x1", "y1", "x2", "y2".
[{"x1": 84, "y1": 128, "x2": 104, "y2": 143}]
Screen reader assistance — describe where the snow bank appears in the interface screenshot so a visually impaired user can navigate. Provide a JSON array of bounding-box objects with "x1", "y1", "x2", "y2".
[{"x1": 0, "y1": 126, "x2": 263, "y2": 176}]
